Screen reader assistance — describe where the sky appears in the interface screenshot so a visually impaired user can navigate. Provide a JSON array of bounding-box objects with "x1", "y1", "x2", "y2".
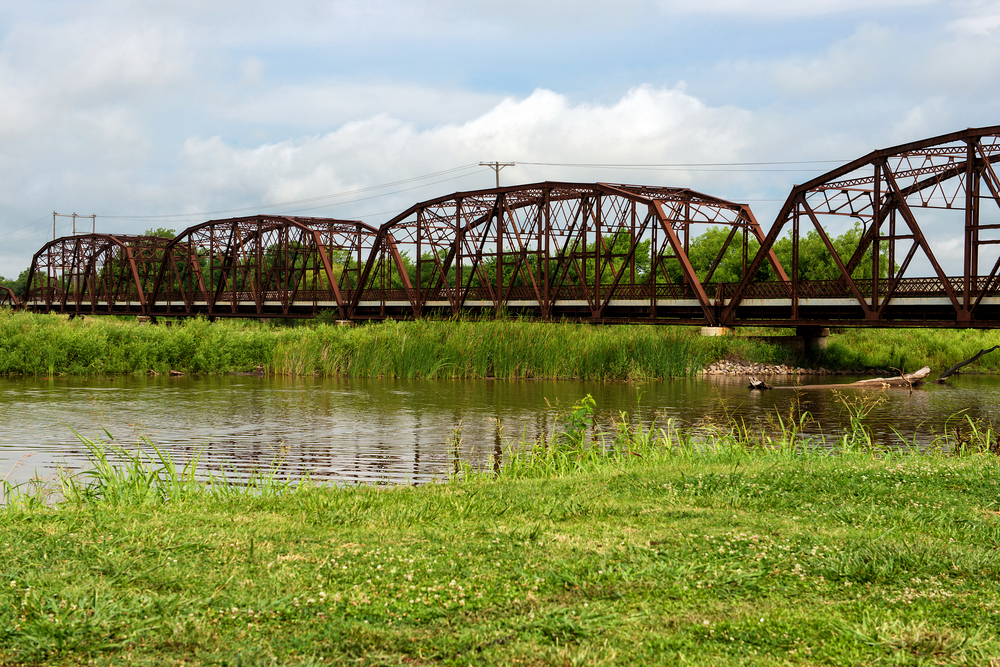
[{"x1": 0, "y1": 0, "x2": 998, "y2": 278}]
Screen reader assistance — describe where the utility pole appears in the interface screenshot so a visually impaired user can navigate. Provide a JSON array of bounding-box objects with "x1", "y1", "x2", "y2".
[
  {"x1": 480, "y1": 161, "x2": 515, "y2": 188},
  {"x1": 52, "y1": 212, "x2": 97, "y2": 240}
]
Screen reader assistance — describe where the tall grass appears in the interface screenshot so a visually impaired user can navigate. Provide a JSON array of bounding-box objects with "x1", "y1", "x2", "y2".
[
  {"x1": 497, "y1": 392, "x2": 1000, "y2": 479},
  {"x1": 0, "y1": 310, "x2": 277, "y2": 375},
  {"x1": 0, "y1": 309, "x2": 793, "y2": 379},
  {"x1": 1, "y1": 431, "x2": 299, "y2": 508},
  {"x1": 820, "y1": 327, "x2": 1000, "y2": 372},
  {"x1": 12, "y1": 309, "x2": 1000, "y2": 379},
  {"x1": 3, "y1": 390, "x2": 999, "y2": 510}
]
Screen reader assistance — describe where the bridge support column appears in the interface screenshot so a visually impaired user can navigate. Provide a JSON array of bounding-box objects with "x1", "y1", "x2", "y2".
[
  {"x1": 700, "y1": 327, "x2": 731, "y2": 337},
  {"x1": 796, "y1": 326, "x2": 830, "y2": 351}
]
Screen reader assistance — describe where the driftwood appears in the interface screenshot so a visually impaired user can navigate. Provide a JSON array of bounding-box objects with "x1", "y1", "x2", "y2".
[
  {"x1": 936, "y1": 346, "x2": 1000, "y2": 383},
  {"x1": 747, "y1": 376, "x2": 772, "y2": 390},
  {"x1": 849, "y1": 366, "x2": 930, "y2": 387},
  {"x1": 755, "y1": 366, "x2": 931, "y2": 391}
]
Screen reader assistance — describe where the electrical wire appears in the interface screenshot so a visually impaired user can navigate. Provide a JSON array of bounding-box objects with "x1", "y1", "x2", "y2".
[
  {"x1": 516, "y1": 159, "x2": 846, "y2": 168},
  {"x1": 99, "y1": 163, "x2": 483, "y2": 221},
  {"x1": 0, "y1": 157, "x2": 832, "y2": 249}
]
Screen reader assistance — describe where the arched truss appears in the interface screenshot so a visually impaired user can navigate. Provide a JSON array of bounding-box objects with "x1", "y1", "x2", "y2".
[
  {"x1": 350, "y1": 182, "x2": 784, "y2": 324},
  {"x1": 0, "y1": 285, "x2": 16, "y2": 307},
  {"x1": 147, "y1": 215, "x2": 397, "y2": 319},
  {"x1": 724, "y1": 125, "x2": 1000, "y2": 326},
  {"x1": 22, "y1": 234, "x2": 170, "y2": 315}
]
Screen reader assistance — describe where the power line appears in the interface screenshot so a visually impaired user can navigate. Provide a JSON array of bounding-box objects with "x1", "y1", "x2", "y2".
[
  {"x1": 0, "y1": 214, "x2": 53, "y2": 244},
  {"x1": 516, "y1": 159, "x2": 847, "y2": 168},
  {"x1": 0, "y1": 157, "x2": 831, "y2": 248},
  {"x1": 99, "y1": 163, "x2": 483, "y2": 221},
  {"x1": 105, "y1": 170, "x2": 486, "y2": 223}
]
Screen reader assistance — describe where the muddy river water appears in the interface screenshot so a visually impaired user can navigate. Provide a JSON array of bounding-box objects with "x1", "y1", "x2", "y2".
[{"x1": 0, "y1": 373, "x2": 995, "y2": 486}]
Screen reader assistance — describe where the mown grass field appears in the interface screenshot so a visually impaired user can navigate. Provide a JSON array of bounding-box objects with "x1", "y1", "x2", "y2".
[
  {"x1": 3, "y1": 407, "x2": 1000, "y2": 665},
  {"x1": 6, "y1": 309, "x2": 1000, "y2": 379}
]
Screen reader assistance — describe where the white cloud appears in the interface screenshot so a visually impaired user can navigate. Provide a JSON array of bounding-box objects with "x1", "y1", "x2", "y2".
[
  {"x1": 215, "y1": 81, "x2": 502, "y2": 129},
  {"x1": 173, "y1": 85, "x2": 761, "y2": 219},
  {"x1": 0, "y1": 0, "x2": 997, "y2": 281},
  {"x1": 770, "y1": 24, "x2": 892, "y2": 96},
  {"x1": 949, "y1": 0, "x2": 1000, "y2": 33},
  {"x1": 240, "y1": 57, "x2": 264, "y2": 87},
  {"x1": 659, "y1": 0, "x2": 937, "y2": 15}
]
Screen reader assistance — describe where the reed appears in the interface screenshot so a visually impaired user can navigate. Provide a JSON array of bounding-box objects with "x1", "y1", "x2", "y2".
[
  {"x1": 0, "y1": 309, "x2": 795, "y2": 379},
  {"x1": 9, "y1": 308, "x2": 1000, "y2": 380},
  {"x1": 496, "y1": 391, "x2": 1000, "y2": 481},
  {"x1": 821, "y1": 327, "x2": 1000, "y2": 372}
]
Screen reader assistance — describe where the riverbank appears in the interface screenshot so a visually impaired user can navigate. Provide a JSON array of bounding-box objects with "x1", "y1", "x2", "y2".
[
  {"x1": 4, "y1": 309, "x2": 1000, "y2": 379},
  {"x1": 0, "y1": 310, "x2": 783, "y2": 379},
  {"x1": 3, "y1": 420, "x2": 1000, "y2": 665}
]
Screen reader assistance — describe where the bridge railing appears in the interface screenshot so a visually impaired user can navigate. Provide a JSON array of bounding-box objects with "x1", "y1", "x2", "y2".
[{"x1": 143, "y1": 278, "x2": 1000, "y2": 307}]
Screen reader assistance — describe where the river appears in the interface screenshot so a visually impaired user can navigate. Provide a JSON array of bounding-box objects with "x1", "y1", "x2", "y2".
[{"x1": 0, "y1": 373, "x2": 995, "y2": 486}]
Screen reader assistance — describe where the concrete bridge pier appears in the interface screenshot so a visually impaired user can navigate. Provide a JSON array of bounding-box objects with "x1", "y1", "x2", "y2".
[
  {"x1": 700, "y1": 327, "x2": 731, "y2": 337},
  {"x1": 796, "y1": 326, "x2": 830, "y2": 351}
]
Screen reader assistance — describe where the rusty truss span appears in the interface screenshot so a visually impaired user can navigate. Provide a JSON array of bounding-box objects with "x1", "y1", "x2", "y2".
[{"x1": 12, "y1": 125, "x2": 1000, "y2": 328}]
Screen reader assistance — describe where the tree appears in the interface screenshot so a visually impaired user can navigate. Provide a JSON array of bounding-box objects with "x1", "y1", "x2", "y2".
[
  {"x1": 771, "y1": 222, "x2": 891, "y2": 281},
  {"x1": 671, "y1": 222, "x2": 893, "y2": 285},
  {"x1": 0, "y1": 268, "x2": 32, "y2": 296}
]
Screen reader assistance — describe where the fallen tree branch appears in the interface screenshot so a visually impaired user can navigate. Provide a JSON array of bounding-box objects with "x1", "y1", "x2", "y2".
[
  {"x1": 936, "y1": 346, "x2": 1000, "y2": 383},
  {"x1": 890, "y1": 367, "x2": 913, "y2": 395},
  {"x1": 757, "y1": 366, "x2": 930, "y2": 391}
]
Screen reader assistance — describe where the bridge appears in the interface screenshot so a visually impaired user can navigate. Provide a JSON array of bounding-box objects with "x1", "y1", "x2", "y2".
[{"x1": 10, "y1": 125, "x2": 1000, "y2": 329}]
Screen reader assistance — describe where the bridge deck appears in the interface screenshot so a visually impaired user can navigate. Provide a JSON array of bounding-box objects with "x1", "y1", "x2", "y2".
[{"x1": 19, "y1": 277, "x2": 1000, "y2": 328}]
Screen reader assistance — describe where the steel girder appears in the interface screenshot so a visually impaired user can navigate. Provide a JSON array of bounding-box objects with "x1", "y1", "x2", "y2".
[
  {"x1": 350, "y1": 182, "x2": 782, "y2": 324},
  {"x1": 0, "y1": 285, "x2": 16, "y2": 307},
  {"x1": 17, "y1": 125, "x2": 1000, "y2": 328},
  {"x1": 146, "y1": 215, "x2": 395, "y2": 319},
  {"x1": 22, "y1": 234, "x2": 169, "y2": 315},
  {"x1": 722, "y1": 125, "x2": 1000, "y2": 327}
]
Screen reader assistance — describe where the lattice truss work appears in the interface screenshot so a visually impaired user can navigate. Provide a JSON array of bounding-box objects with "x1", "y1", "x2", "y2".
[
  {"x1": 724, "y1": 125, "x2": 1000, "y2": 325},
  {"x1": 23, "y1": 234, "x2": 170, "y2": 315},
  {"x1": 0, "y1": 286, "x2": 17, "y2": 307},
  {"x1": 350, "y1": 182, "x2": 784, "y2": 322},
  {"x1": 147, "y1": 216, "x2": 399, "y2": 318}
]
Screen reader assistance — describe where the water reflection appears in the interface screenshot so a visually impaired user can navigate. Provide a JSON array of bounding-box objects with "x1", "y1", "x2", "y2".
[{"x1": 0, "y1": 373, "x2": 996, "y2": 485}]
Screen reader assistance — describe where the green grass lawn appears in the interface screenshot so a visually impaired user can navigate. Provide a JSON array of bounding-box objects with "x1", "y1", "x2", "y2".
[{"x1": 4, "y1": 435, "x2": 1000, "y2": 665}]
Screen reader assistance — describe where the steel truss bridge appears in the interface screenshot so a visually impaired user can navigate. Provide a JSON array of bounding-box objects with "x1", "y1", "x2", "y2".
[{"x1": 11, "y1": 125, "x2": 1000, "y2": 328}]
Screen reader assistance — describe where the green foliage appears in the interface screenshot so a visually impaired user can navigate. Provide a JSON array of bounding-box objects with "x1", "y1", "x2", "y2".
[
  {"x1": 562, "y1": 394, "x2": 596, "y2": 445},
  {"x1": 771, "y1": 222, "x2": 891, "y2": 281},
  {"x1": 0, "y1": 311, "x2": 792, "y2": 379},
  {"x1": 0, "y1": 269, "x2": 32, "y2": 296},
  {"x1": 4, "y1": 417, "x2": 1000, "y2": 665},
  {"x1": 674, "y1": 222, "x2": 894, "y2": 284},
  {"x1": 819, "y1": 327, "x2": 1000, "y2": 373},
  {"x1": 12, "y1": 311, "x2": 1000, "y2": 380},
  {"x1": 142, "y1": 227, "x2": 176, "y2": 239},
  {"x1": 677, "y1": 226, "x2": 763, "y2": 283}
]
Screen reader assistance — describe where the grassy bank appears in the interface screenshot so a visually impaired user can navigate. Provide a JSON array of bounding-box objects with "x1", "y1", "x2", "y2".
[
  {"x1": 0, "y1": 310, "x2": 788, "y2": 379},
  {"x1": 5, "y1": 308, "x2": 1000, "y2": 379},
  {"x1": 821, "y1": 327, "x2": 1000, "y2": 373},
  {"x1": 3, "y1": 411, "x2": 1000, "y2": 665}
]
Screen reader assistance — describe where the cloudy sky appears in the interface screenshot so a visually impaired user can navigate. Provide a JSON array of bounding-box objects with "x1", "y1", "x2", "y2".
[{"x1": 0, "y1": 0, "x2": 997, "y2": 277}]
